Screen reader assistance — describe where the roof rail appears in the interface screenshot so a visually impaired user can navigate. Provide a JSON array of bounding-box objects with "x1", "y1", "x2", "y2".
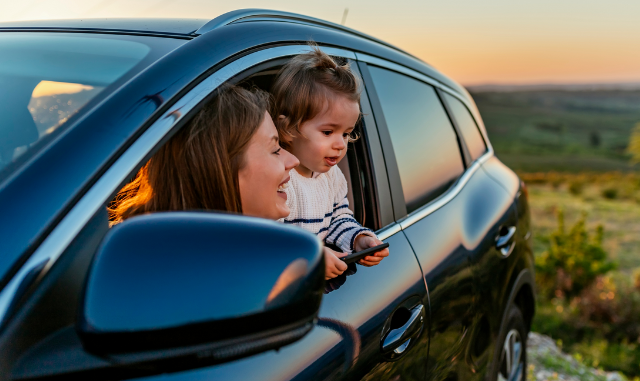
[{"x1": 194, "y1": 9, "x2": 417, "y2": 60}]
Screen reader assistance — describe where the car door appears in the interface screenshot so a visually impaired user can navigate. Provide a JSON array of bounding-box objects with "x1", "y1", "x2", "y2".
[{"x1": 360, "y1": 60, "x2": 516, "y2": 381}]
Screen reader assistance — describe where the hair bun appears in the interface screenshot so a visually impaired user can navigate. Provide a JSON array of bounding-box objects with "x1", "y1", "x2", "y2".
[{"x1": 309, "y1": 46, "x2": 340, "y2": 71}]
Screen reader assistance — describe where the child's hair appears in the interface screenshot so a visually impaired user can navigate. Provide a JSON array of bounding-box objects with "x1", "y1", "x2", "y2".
[{"x1": 271, "y1": 45, "x2": 361, "y2": 150}]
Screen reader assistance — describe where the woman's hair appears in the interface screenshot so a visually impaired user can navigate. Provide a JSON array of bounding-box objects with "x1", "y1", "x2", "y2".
[
  {"x1": 271, "y1": 44, "x2": 361, "y2": 150},
  {"x1": 109, "y1": 85, "x2": 270, "y2": 224}
]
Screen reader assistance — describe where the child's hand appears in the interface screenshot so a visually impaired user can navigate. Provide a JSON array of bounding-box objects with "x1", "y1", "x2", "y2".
[
  {"x1": 354, "y1": 235, "x2": 389, "y2": 267},
  {"x1": 324, "y1": 246, "x2": 348, "y2": 280}
]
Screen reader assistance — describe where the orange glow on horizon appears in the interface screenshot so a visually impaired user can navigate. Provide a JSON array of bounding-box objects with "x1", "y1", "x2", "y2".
[{"x1": 3, "y1": 0, "x2": 640, "y2": 86}]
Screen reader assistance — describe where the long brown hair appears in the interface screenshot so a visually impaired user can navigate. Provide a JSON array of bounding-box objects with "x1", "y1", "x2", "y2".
[
  {"x1": 109, "y1": 86, "x2": 270, "y2": 223},
  {"x1": 271, "y1": 44, "x2": 361, "y2": 150}
]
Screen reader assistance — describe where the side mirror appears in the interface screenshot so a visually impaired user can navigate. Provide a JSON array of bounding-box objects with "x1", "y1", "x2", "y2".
[{"x1": 78, "y1": 212, "x2": 323, "y2": 365}]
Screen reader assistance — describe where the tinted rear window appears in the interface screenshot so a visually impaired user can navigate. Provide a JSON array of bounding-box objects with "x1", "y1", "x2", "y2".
[
  {"x1": 442, "y1": 92, "x2": 487, "y2": 161},
  {"x1": 0, "y1": 32, "x2": 184, "y2": 179},
  {"x1": 368, "y1": 66, "x2": 464, "y2": 213}
]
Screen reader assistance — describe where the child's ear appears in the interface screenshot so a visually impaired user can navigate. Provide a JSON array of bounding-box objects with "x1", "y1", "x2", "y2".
[{"x1": 278, "y1": 114, "x2": 296, "y2": 145}]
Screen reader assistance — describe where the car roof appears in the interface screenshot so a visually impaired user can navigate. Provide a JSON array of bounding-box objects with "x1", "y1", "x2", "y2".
[
  {"x1": 0, "y1": 9, "x2": 419, "y2": 59},
  {"x1": 0, "y1": 18, "x2": 210, "y2": 38}
]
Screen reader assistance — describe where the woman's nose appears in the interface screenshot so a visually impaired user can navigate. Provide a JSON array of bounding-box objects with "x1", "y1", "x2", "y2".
[{"x1": 284, "y1": 149, "x2": 299, "y2": 170}]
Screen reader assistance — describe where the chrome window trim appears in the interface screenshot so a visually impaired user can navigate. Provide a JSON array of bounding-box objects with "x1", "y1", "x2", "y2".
[
  {"x1": 355, "y1": 52, "x2": 493, "y2": 152},
  {"x1": 376, "y1": 222, "x2": 402, "y2": 241},
  {"x1": 0, "y1": 44, "x2": 355, "y2": 327},
  {"x1": 398, "y1": 151, "x2": 493, "y2": 230}
]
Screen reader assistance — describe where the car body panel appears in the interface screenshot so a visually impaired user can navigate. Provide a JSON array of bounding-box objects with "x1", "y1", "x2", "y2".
[
  {"x1": 481, "y1": 156, "x2": 521, "y2": 198},
  {"x1": 400, "y1": 165, "x2": 516, "y2": 380}
]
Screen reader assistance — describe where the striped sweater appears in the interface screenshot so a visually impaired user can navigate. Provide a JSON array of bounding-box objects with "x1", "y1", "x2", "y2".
[{"x1": 280, "y1": 166, "x2": 375, "y2": 253}]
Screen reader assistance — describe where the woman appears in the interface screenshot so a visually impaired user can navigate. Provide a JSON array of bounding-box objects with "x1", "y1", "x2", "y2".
[{"x1": 109, "y1": 85, "x2": 299, "y2": 222}]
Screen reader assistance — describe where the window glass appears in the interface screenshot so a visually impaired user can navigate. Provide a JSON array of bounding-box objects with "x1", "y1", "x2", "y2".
[
  {"x1": 443, "y1": 92, "x2": 487, "y2": 161},
  {"x1": 0, "y1": 32, "x2": 184, "y2": 177},
  {"x1": 368, "y1": 66, "x2": 464, "y2": 213}
]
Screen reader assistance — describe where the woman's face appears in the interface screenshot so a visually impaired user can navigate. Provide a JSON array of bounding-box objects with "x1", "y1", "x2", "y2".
[{"x1": 238, "y1": 112, "x2": 299, "y2": 220}]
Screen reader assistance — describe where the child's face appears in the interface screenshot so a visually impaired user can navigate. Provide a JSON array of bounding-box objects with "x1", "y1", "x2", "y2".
[{"x1": 287, "y1": 95, "x2": 359, "y2": 177}]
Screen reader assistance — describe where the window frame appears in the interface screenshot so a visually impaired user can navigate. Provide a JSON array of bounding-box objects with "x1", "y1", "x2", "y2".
[
  {"x1": 348, "y1": 60, "x2": 394, "y2": 231},
  {"x1": 356, "y1": 55, "x2": 494, "y2": 227},
  {"x1": 439, "y1": 89, "x2": 488, "y2": 164}
]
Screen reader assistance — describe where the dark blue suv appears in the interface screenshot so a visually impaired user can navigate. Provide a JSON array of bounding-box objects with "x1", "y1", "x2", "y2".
[{"x1": 0, "y1": 10, "x2": 535, "y2": 381}]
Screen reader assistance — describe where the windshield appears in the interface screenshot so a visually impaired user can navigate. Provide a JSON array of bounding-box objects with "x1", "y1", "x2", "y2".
[{"x1": 0, "y1": 32, "x2": 185, "y2": 176}]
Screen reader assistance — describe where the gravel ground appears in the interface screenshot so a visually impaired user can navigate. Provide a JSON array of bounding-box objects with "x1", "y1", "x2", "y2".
[{"x1": 527, "y1": 332, "x2": 627, "y2": 381}]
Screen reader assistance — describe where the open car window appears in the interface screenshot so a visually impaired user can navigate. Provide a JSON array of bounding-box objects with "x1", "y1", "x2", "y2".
[{"x1": 110, "y1": 58, "x2": 380, "y2": 233}]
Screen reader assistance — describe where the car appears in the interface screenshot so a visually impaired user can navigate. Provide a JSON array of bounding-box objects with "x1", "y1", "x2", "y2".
[{"x1": 0, "y1": 9, "x2": 536, "y2": 381}]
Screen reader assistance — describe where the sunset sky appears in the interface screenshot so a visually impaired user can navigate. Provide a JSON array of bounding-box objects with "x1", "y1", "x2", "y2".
[{"x1": 2, "y1": 0, "x2": 640, "y2": 86}]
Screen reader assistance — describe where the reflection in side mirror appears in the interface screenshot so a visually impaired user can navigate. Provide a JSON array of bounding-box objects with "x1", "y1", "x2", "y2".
[{"x1": 78, "y1": 212, "x2": 324, "y2": 366}]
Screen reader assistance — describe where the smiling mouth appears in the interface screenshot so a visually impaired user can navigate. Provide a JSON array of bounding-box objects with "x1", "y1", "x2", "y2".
[{"x1": 277, "y1": 177, "x2": 290, "y2": 193}]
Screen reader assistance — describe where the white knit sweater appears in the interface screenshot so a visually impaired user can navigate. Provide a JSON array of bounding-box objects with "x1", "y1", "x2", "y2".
[{"x1": 281, "y1": 166, "x2": 375, "y2": 253}]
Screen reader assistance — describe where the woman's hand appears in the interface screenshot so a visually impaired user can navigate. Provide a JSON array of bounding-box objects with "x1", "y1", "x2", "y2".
[
  {"x1": 354, "y1": 235, "x2": 390, "y2": 267},
  {"x1": 324, "y1": 246, "x2": 348, "y2": 280}
]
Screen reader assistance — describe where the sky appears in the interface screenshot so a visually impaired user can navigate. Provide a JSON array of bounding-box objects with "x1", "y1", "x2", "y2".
[{"x1": 2, "y1": 0, "x2": 640, "y2": 86}]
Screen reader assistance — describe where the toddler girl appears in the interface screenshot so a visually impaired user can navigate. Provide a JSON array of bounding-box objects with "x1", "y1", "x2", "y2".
[{"x1": 272, "y1": 47, "x2": 389, "y2": 279}]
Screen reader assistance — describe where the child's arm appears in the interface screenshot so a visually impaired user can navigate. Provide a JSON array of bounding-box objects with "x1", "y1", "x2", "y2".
[
  {"x1": 324, "y1": 167, "x2": 379, "y2": 254},
  {"x1": 324, "y1": 194, "x2": 374, "y2": 251}
]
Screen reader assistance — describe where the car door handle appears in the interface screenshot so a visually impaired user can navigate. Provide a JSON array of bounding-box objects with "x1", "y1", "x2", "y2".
[
  {"x1": 496, "y1": 226, "x2": 517, "y2": 257},
  {"x1": 381, "y1": 304, "x2": 424, "y2": 355}
]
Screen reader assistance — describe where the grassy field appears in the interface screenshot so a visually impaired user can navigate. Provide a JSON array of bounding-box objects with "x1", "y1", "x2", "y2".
[
  {"x1": 527, "y1": 181, "x2": 640, "y2": 271},
  {"x1": 470, "y1": 90, "x2": 640, "y2": 173}
]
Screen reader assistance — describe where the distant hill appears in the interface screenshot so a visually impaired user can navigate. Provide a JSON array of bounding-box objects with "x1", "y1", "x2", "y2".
[
  {"x1": 466, "y1": 82, "x2": 640, "y2": 93},
  {"x1": 469, "y1": 88, "x2": 640, "y2": 173}
]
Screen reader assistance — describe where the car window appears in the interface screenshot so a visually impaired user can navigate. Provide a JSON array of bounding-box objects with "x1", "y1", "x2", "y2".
[
  {"x1": 0, "y1": 32, "x2": 185, "y2": 179},
  {"x1": 368, "y1": 66, "x2": 464, "y2": 213},
  {"x1": 442, "y1": 92, "x2": 487, "y2": 161}
]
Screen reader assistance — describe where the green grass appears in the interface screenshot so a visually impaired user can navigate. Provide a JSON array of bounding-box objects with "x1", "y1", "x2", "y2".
[{"x1": 470, "y1": 90, "x2": 640, "y2": 173}]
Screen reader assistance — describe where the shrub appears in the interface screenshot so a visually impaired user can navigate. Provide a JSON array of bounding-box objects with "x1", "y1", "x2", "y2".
[
  {"x1": 535, "y1": 210, "x2": 616, "y2": 300},
  {"x1": 572, "y1": 339, "x2": 640, "y2": 376},
  {"x1": 568, "y1": 180, "x2": 584, "y2": 195},
  {"x1": 577, "y1": 273, "x2": 640, "y2": 343},
  {"x1": 601, "y1": 187, "x2": 618, "y2": 199}
]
